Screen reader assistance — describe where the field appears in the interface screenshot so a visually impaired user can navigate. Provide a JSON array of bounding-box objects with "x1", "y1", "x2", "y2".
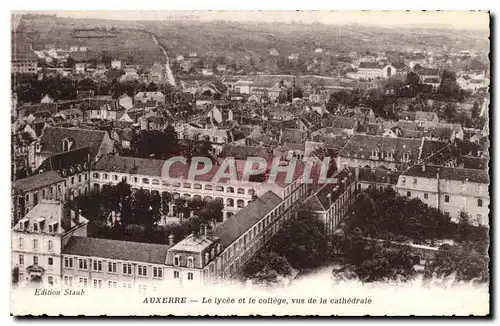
[{"x1": 12, "y1": 14, "x2": 490, "y2": 69}]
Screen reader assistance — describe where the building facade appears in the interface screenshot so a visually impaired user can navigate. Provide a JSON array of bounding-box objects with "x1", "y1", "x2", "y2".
[{"x1": 396, "y1": 164, "x2": 489, "y2": 226}]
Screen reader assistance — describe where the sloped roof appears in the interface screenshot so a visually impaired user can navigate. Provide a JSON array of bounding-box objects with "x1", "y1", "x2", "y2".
[
  {"x1": 219, "y1": 144, "x2": 271, "y2": 160},
  {"x1": 63, "y1": 236, "x2": 170, "y2": 264},
  {"x1": 36, "y1": 147, "x2": 91, "y2": 173},
  {"x1": 12, "y1": 171, "x2": 64, "y2": 194},
  {"x1": 359, "y1": 62, "x2": 380, "y2": 69},
  {"x1": 39, "y1": 127, "x2": 107, "y2": 158},
  {"x1": 338, "y1": 134, "x2": 422, "y2": 162},
  {"x1": 93, "y1": 155, "x2": 165, "y2": 177},
  {"x1": 402, "y1": 165, "x2": 489, "y2": 184},
  {"x1": 214, "y1": 191, "x2": 282, "y2": 247}
]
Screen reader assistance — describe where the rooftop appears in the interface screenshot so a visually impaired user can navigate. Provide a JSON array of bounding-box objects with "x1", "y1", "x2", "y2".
[
  {"x1": 402, "y1": 165, "x2": 489, "y2": 184},
  {"x1": 62, "y1": 236, "x2": 170, "y2": 265},
  {"x1": 214, "y1": 191, "x2": 282, "y2": 247},
  {"x1": 13, "y1": 171, "x2": 64, "y2": 194}
]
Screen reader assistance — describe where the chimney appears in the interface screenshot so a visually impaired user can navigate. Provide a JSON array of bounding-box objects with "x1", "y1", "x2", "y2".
[
  {"x1": 422, "y1": 164, "x2": 426, "y2": 172},
  {"x1": 327, "y1": 193, "x2": 332, "y2": 207},
  {"x1": 204, "y1": 225, "x2": 208, "y2": 237},
  {"x1": 168, "y1": 234, "x2": 174, "y2": 246},
  {"x1": 355, "y1": 166, "x2": 360, "y2": 181}
]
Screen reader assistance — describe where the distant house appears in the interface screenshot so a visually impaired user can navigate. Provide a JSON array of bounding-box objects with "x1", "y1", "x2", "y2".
[
  {"x1": 118, "y1": 94, "x2": 134, "y2": 110},
  {"x1": 350, "y1": 62, "x2": 397, "y2": 80},
  {"x1": 269, "y1": 48, "x2": 280, "y2": 57},
  {"x1": 233, "y1": 80, "x2": 254, "y2": 95},
  {"x1": 398, "y1": 111, "x2": 439, "y2": 127},
  {"x1": 89, "y1": 99, "x2": 125, "y2": 121},
  {"x1": 75, "y1": 63, "x2": 86, "y2": 74},
  {"x1": 134, "y1": 91, "x2": 166, "y2": 104},
  {"x1": 201, "y1": 68, "x2": 214, "y2": 76},
  {"x1": 111, "y1": 59, "x2": 122, "y2": 70}
]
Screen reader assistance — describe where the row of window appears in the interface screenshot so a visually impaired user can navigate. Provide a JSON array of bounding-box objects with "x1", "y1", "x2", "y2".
[
  {"x1": 23, "y1": 185, "x2": 63, "y2": 203},
  {"x1": 405, "y1": 192, "x2": 484, "y2": 206},
  {"x1": 92, "y1": 173, "x2": 252, "y2": 195},
  {"x1": 224, "y1": 204, "x2": 283, "y2": 263},
  {"x1": 18, "y1": 238, "x2": 52, "y2": 251},
  {"x1": 63, "y1": 257, "x2": 164, "y2": 278},
  {"x1": 18, "y1": 254, "x2": 52, "y2": 266}
]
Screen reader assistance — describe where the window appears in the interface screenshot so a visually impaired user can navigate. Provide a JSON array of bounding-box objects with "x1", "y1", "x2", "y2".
[
  {"x1": 123, "y1": 263, "x2": 132, "y2": 275},
  {"x1": 18, "y1": 238, "x2": 23, "y2": 249},
  {"x1": 71, "y1": 177, "x2": 75, "y2": 185},
  {"x1": 183, "y1": 183, "x2": 191, "y2": 188},
  {"x1": 413, "y1": 178, "x2": 417, "y2": 185},
  {"x1": 93, "y1": 279, "x2": 103, "y2": 289},
  {"x1": 188, "y1": 272, "x2": 194, "y2": 280},
  {"x1": 108, "y1": 262, "x2": 117, "y2": 273},
  {"x1": 33, "y1": 223, "x2": 38, "y2": 232},
  {"x1": 93, "y1": 260, "x2": 103, "y2": 272},
  {"x1": 406, "y1": 191, "x2": 411, "y2": 197},
  {"x1": 33, "y1": 256, "x2": 39, "y2": 265},
  {"x1": 19, "y1": 254, "x2": 24, "y2": 266},
  {"x1": 187, "y1": 257, "x2": 194, "y2": 268},
  {"x1": 48, "y1": 276, "x2": 54, "y2": 286},
  {"x1": 205, "y1": 185, "x2": 213, "y2": 191},
  {"x1": 174, "y1": 255, "x2": 180, "y2": 266},
  {"x1": 33, "y1": 239, "x2": 38, "y2": 250},
  {"x1": 79, "y1": 259, "x2": 88, "y2": 270},
  {"x1": 79, "y1": 277, "x2": 88, "y2": 288},
  {"x1": 108, "y1": 280, "x2": 117, "y2": 289},
  {"x1": 401, "y1": 177, "x2": 406, "y2": 184},
  {"x1": 478, "y1": 199, "x2": 483, "y2": 207},
  {"x1": 64, "y1": 276, "x2": 73, "y2": 287},
  {"x1": 138, "y1": 285, "x2": 147, "y2": 294},
  {"x1": 123, "y1": 282, "x2": 132, "y2": 289},
  {"x1": 194, "y1": 184, "x2": 202, "y2": 189},
  {"x1": 48, "y1": 257, "x2": 53, "y2": 266},
  {"x1": 79, "y1": 175, "x2": 82, "y2": 183},
  {"x1": 237, "y1": 200, "x2": 244, "y2": 208},
  {"x1": 47, "y1": 240, "x2": 53, "y2": 252},
  {"x1": 133, "y1": 177, "x2": 138, "y2": 183},
  {"x1": 237, "y1": 188, "x2": 245, "y2": 194},
  {"x1": 477, "y1": 214, "x2": 483, "y2": 225},
  {"x1": 142, "y1": 178, "x2": 150, "y2": 184},
  {"x1": 216, "y1": 186, "x2": 224, "y2": 192},
  {"x1": 42, "y1": 189, "x2": 46, "y2": 197},
  {"x1": 153, "y1": 267, "x2": 163, "y2": 278},
  {"x1": 173, "y1": 271, "x2": 180, "y2": 279},
  {"x1": 227, "y1": 187, "x2": 234, "y2": 193},
  {"x1": 444, "y1": 195, "x2": 450, "y2": 203},
  {"x1": 93, "y1": 173, "x2": 100, "y2": 179},
  {"x1": 152, "y1": 179, "x2": 160, "y2": 185},
  {"x1": 103, "y1": 174, "x2": 109, "y2": 180},
  {"x1": 64, "y1": 257, "x2": 73, "y2": 268},
  {"x1": 227, "y1": 198, "x2": 234, "y2": 207},
  {"x1": 424, "y1": 193, "x2": 429, "y2": 200},
  {"x1": 138, "y1": 265, "x2": 148, "y2": 277},
  {"x1": 48, "y1": 225, "x2": 53, "y2": 233}
]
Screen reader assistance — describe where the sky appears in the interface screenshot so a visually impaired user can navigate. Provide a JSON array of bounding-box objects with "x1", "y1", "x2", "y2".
[{"x1": 14, "y1": 10, "x2": 490, "y2": 30}]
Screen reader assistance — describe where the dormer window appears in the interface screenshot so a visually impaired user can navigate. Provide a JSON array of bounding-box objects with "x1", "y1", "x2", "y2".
[
  {"x1": 173, "y1": 255, "x2": 180, "y2": 266},
  {"x1": 205, "y1": 252, "x2": 210, "y2": 264},
  {"x1": 62, "y1": 138, "x2": 72, "y2": 152},
  {"x1": 187, "y1": 256, "x2": 194, "y2": 268},
  {"x1": 402, "y1": 152, "x2": 411, "y2": 162},
  {"x1": 33, "y1": 223, "x2": 38, "y2": 232}
]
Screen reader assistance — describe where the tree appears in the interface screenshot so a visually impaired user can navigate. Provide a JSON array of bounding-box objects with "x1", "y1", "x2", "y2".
[
  {"x1": 471, "y1": 101, "x2": 480, "y2": 120},
  {"x1": 425, "y1": 243, "x2": 489, "y2": 283},
  {"x1": 270, "y1": 211, "x2": 328, "y2": 269},
  {"x1": 438, "y1": 70, "x2": 463, "y2": 101},
  {"x1": 200, "y1": 200, "x2": 224, "y2": 229},
  {"x1": 443, "y1": 102, "x2": 458, "y2": 122}
]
